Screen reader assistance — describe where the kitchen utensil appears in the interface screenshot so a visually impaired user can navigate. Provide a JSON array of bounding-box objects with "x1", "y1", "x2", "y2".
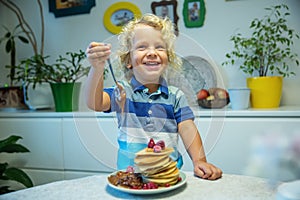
[{"x1": 107, "y1": 58, "x2": 126, "y2": 111}]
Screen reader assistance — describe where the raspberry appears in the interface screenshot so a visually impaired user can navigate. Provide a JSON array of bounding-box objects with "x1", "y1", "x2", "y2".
[
  {"x1": 165, "y1": 183, "x2": 170, "y2": 187},
  {"x1": 126, "y1": 165, "x2": 134, "y2": 173},
  {"x1": 143, "y1": 183, "x2": 148, "y2": 189},
  {"x1": 156, "y1": 140, "x2": 165, "y2": 149},
  {"x1": 153, "y1": 145, "x2": 162, "y2": 153},
  {"x1": 147, "y1": 138, "x2": 155, "y2": 148},
  {"x1": 147, "y1": 182, "x2": 158, "y2": 189},
  {"x1": 131, "y1": 185, "x2": 139, "y2": 189}
]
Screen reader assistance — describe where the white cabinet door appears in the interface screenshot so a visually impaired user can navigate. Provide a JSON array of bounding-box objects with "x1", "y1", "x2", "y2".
[
  {"x1": 62, "y1": 118, "x2": 118, "y2": 173},
  {"x1": 193, "y1": 118, "x2": 300, "y2": 176},
  {"x1": 0, "y1": 118, "x2": 64, "y2": 170}
]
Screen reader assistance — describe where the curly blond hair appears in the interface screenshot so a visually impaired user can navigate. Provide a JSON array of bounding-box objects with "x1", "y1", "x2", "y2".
[{"x1": 117, "y1": 13, "x2": 182, "y2": 80}]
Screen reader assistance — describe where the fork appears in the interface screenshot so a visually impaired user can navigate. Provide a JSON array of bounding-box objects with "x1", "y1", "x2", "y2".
[{"x1": 107, "y1": 58, "x2": 126, "y2": 110}]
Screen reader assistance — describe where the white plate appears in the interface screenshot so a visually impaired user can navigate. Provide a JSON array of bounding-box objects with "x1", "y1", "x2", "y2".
[{"x1": 107, "y1": 171, "x2": 187, "y2": 195}]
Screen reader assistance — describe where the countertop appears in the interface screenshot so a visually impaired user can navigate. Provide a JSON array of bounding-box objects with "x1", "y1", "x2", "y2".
[
  {"x1": 0, "y1": 105, "x2": 300, "y2": 118},
  {"x1": 0, "y1": 172, "x2": 279, "y2": 200}
]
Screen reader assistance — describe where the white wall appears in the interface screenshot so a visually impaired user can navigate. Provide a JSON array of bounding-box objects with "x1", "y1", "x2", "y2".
[{"x1": 1, "y1": 0, "x2": 300, "y2": 105}]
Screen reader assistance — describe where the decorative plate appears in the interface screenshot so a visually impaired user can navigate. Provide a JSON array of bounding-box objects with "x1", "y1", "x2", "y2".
[
  {"x1": 166, "y1": 56, "x2": 217, "y2": 107},
  {"x1": 183, "y1": 56, "x2": 217, "y2": 90}
]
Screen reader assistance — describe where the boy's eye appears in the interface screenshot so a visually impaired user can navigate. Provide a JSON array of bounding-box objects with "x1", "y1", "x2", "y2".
[
  {"x1": 156, "y1": 45, "x2": 166, "y2": 51},
  {"x1": 137, "y1": 45, "x2": 147, "y2": 50}
]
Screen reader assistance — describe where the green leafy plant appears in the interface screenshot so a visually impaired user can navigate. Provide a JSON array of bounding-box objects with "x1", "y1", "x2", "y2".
[
  {"x1": 14, "y1": 50, "x2": 93, "y2": 90},
  {"x1": 222, "y1": 4, "x2": 299, "y2": 77},
  {"x1": 0, "y1": 0, "x2": 45, "y2": 57},
  {"x1": 0, "y1": 24, "x2": 29, "y2": 86},
  {"x1": 0, "y1": 0, "x2": 45, "y2": 86},
  {"x1": 0, "y1": 135, "x2": 33, "y2": 194}
]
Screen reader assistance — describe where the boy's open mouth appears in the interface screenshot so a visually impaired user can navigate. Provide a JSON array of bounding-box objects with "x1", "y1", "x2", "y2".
[{"x1": 144, "y1": 61, "x2": 160, "y2": 66}]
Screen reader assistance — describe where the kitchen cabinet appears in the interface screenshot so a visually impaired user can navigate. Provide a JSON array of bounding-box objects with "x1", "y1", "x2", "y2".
[
  {"x1": 0, "y1": 118, "x2": 65, "y2": 185},
  {"x1": 0, "y1": 106, "x2": 299, "y2": 186}
]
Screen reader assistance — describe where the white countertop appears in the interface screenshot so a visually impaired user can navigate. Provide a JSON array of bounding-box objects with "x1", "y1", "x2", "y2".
[
  {"x1": 0, "y1": 172, "x2": 279, "y2": 200},
  {"x1": 0, "y1": 106, "x2": 300, "y2": 118}
]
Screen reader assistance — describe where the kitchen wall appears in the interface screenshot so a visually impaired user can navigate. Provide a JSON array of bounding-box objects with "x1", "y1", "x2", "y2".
[{"x1": 1, "y1": 0, "x2": 300, "y2": 106}]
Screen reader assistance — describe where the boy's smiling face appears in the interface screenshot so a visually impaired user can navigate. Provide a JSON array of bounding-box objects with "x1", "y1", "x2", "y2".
[{"x1": 128, "y1": 24, "x2": 168, "y2": 85}]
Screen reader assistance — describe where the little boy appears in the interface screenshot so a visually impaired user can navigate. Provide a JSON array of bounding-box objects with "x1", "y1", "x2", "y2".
[{"x1": 85, "y1": 13, "x2": 222, "y2": 180}]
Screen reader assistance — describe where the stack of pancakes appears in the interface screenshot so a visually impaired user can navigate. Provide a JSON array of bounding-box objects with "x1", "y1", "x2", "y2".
[{"x1": 134, "y1": 147, "x2": 180, "y2": 186}]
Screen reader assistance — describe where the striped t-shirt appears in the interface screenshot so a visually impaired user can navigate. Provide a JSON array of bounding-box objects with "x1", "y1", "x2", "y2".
[{"x1": 104, "y1": 76, "x2": 195, "y2": 170}]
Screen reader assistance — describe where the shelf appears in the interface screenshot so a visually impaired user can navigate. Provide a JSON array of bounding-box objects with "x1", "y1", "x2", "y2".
[
  {"x1": 193, "y1": 105, "x2": 300, "y2": 117},
  {"x1": 0, "y1": 106, "x2": 300, "y2": 118}
]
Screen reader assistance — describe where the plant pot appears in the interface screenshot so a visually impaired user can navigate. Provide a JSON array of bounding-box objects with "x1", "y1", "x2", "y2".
[
  {"x1": 228, "y1": 88, "x2": 250, "y2": 110},
  {"x1": 50, "y1": 82, "x2": 81, "y2": 112},
  {"x1": 247, "y1": 76, "x2": 283, "y2": 108},
  {"x1": 24, "y1": 83, "x2": 54, "y2": 110},
  {"x1": 0, "y1": 86, "x2": 28, "y2": 110}
]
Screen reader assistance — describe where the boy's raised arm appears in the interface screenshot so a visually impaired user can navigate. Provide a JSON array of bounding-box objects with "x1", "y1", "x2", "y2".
[{"x1": 85, "y1": 42, "x2": 111, "y2": 111}]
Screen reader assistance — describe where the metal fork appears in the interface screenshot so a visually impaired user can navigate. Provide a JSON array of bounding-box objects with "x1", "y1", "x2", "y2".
[{"x1": 107, "y1": 58, "x2": 126, "y2": 104}]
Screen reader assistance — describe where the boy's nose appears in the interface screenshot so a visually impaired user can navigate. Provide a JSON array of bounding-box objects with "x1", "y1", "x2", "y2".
[{"x1": 146, "y1": 47, "x2": 157, "y2": 57}]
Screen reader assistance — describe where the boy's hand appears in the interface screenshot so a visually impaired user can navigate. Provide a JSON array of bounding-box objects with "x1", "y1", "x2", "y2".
[
  {"x1": 86, "y1": 42, "x2": 111, "y2": 69},
  {"x1": 193, "y1": 160, "x2": 222, "y2": 180}
]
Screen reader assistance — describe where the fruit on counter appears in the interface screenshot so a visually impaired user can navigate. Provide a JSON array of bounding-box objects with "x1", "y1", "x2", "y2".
[
  {"x1": 214, "y1": 88, "x2": 229, "y2": 99},
  {"x1": 206, "y1": 95, "x2": 215, "y2": 101},
  {"x1": 207, "y1": 88, "x2": 218, "y2": 95},
  {"x1": 197, "y1": 88, "x2": 229, "y2": 100},
  {"x1": 197, "y1": 88, "x2": 230, "y2": 108},
  {"x1": 197, "y1": 89, "x2": 209, "y2": 100}
]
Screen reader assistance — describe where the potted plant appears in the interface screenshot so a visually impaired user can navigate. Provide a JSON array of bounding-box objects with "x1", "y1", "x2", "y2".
[
  {"x1": 14, "y1": 50, "x2": 92, "y2": 112},
  {"x1": 0, "y1": 135, "x2": 33, "y2": 194},
  {"x1": 222, "y1": 4, "x2": 299, "y2": 108},
  {"x1": 0, "y1": 0, "x2": 45, "y2": 110},
  {"x1": 0, "y1": 24, "x2": 29, "y2": 110}
]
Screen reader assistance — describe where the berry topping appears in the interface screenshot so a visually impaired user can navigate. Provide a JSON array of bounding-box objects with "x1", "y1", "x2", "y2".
[
  {"x1": 153, "y1": 145, "x2": 162, "y2": 152},
  {"x1": 156, "y1": 140, "x2": 165, "y2": 149},
  {"x1": 126, "y1": 166, "x2": 134, "y2": 173},
  {"x1": 131, "y1": 185, "x2": 139, "y2": 189},
  {"x1": 143, "y1": 182, "x2": 158, "y2": 189},
  {"x1": 143, "y1": 183, "x2": 148, "y2": 190},
  {"x1": 147, "y1": 182, "x2": 158, "y2": 189},
  {"x1": 147, "y1": 138, "x2": 155, "y2": 148}
]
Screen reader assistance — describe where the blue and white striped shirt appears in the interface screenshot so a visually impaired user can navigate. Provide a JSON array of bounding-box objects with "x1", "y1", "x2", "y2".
[{"x1": 104, "y1": 76, "x2": 194, "y2": 170}]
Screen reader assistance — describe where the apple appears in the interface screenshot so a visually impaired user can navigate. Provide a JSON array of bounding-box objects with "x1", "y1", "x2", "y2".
[
  {"x1": 214, "y1": 88, "x2": 229, "y2": 99},
  {"x1": 197, "y1": 89, "x2": 209, "y2": 100}
]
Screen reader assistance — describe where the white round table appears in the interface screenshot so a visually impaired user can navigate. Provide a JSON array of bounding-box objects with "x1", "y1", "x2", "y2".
[{"x1": 0, "y1": 172, "x2": 278, "y2": 200}]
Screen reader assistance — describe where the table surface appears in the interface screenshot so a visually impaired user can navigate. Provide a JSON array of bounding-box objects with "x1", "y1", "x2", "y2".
[{"x1": 0, "y1": 172, "x2": 279, "y2": 200}]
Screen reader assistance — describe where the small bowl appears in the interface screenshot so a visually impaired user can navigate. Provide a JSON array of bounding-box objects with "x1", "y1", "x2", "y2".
[{"x1": 198, "y1": 98, "x2": 230, "y2": 109}]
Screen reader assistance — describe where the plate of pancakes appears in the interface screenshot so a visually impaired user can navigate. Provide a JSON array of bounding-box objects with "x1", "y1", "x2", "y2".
[
  {"x1": 134, "y1": 147, "x2": 181, "y2": 185},
  {"x1": 107, "y1": 146, "x2": 187, "y2": 194},
  {"x1": 106, "y1": 170, "x2": 186, "y2": 195}
]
